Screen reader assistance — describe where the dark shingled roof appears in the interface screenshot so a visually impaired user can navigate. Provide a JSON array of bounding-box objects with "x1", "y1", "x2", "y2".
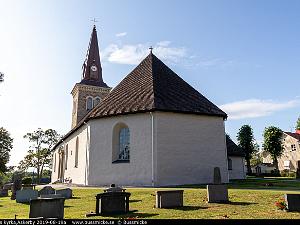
[
  {"x1": 226, "y1": 136, "x2": 245, "y2": 157},
  {"x1": 53, "y1": 53, "x2": 227, "y2": 150},
  {"x1": 285, "y1": 132, "x2": 300, "y2": 141},
  {"x1": 88, "y1": 52, "x2": 227, "y2": 119}
]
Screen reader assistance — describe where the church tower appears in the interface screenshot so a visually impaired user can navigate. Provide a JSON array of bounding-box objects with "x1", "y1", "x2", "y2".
[{"x1": 71, "y1": 25, "x2": 111, "y2": 128}]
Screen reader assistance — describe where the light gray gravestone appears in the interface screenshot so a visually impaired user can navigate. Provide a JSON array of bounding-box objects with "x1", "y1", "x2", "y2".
[
  {"x1": 156, "y1": 190, "x2": 184, "y2": 208},
  {"x1": 55, "y1": 188, "x2": 72, "y2": 199},
  {"x1": 207, "y1": 167, "x2": 229, "y2": 203},
  {"x1": 16, "y1": 189, "x2": 38, "y2": 203}
]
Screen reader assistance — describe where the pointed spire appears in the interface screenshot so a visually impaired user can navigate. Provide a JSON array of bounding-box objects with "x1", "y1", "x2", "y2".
[{"x1": 80, "y1": 25, "x2": 108, "y2": 87}]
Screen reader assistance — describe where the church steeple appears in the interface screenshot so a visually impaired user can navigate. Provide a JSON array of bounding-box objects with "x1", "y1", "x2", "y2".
[
  {"x1": 80, "y1": 25, "x2": 108, "y2": 87},
  {"x1": 71, "y1": 25, "x2": 111, "y2": 128}
]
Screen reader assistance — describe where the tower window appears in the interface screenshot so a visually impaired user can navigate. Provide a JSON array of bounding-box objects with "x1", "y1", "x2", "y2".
[
  {"x1": 86, "y1": 97, "x2": 93, "y2": 110},
  {"x1": 94, "y1": 97, "x2": 101, "y2": 107}
]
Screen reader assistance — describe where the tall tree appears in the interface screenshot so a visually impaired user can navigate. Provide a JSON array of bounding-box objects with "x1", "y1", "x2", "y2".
[
  {"x1": 296, "y1": 117, "x2": 300, "y2": 130},
  {"x1": 18, "y1": 128, "x2": 61, "y2": 183},
  {"x1": 0, "y1": 127, "x2": 13, "y2": 173},
  {"x1": 237, "y1": 125, "x2": 257, "y2": 175},
  {"x1": 263, "y1": 126, "x2": 283, "y2": 172}
]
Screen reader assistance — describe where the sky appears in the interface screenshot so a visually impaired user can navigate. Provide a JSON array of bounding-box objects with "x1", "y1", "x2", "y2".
[{"x1": 0, "y1": 0, "x2": 299, "y2": 167}]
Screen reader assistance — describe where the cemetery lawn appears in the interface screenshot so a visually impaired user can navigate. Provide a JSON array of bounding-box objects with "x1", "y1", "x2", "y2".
[{"x1": 1, "y1": 178, "x2": 300, "y2": 219}]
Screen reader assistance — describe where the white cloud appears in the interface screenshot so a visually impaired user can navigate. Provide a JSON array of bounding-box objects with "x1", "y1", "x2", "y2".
[
  {"x1": 220, "y1": 99, "x2": 300, "y2": 120},
  {"x1": 115, "y1": 32, "x2": 127, "y2": 37},
  {"x1": 102, "y1": 41, "x2": 187, "y2": 65}
]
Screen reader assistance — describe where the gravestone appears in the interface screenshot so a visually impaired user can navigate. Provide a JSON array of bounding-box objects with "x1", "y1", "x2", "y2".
[
  {"x1": 86, "y1": 190, "x2": 131, "y2": 216},
  {"x1": 11, "y1": 173, "x2": 22, "y2": 200},
  {"x1": 213, "y1": 167, "x2": 222, "y2": 184},
  {"x1": 16, "y1": 189, "x2": 38, "y2": 203},
  {"x1": 104, "y1": 184, "x2": 125, "y2": 193},
  {"x1": 29, "y1": 198, "x2": 65, "y2": 219},
  {"x1": 285, "y1": 194, "x2": 300, "y2": 212},
  {"x1": 40, "y1": 194, "x2": 62, "y2": 199},
  {"x1": 156, "y1": 190, "x2": 184, "y2": 208},
  {"x1": 55, "y1": 188, "x2": 72, "y2": 199},
  {"x1": 39, "y1": 186, "x2": 55, "y2": 196},
  {"x1": 0, "y1": 189, "x2": 8, "y2": 197},
  {"x1": 207, "y1": 167, "x2": 229, "y2": 203}
]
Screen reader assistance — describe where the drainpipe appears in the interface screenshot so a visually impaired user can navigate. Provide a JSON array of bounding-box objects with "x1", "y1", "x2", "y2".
[{"x1": 150, "y1": 112, "x2": 154, "y2": 187}]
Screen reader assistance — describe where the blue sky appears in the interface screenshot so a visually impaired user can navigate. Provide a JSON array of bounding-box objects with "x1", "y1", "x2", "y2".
[{"x1": 0, "y1": 0, "x2": 299, "y2": 166}]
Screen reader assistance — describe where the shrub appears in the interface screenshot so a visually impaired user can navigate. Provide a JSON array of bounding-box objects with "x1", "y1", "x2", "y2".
[{"x1": 275, "y1": 199, "x2": 287, "y2": 210}]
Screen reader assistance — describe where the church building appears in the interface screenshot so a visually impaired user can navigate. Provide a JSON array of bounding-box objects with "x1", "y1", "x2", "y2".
[{"x1": 51, "y1": 26, "x2": 235, "y2": 186}]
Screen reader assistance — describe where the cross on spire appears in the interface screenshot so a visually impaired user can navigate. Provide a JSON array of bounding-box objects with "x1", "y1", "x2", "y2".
[
  {"x1": 91, "y1": 18, "x2": 98, "y2": 26},
  {"x1": 149, "y1": 46, "x2": 153, "y2": 54}
]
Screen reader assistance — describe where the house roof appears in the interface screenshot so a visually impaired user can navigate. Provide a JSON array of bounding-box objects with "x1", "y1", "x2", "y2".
[
  {"x1": 284, "y1": 132, "x2": 300, "y2": 141},
  {"x1": 53, "y1": 52, "x2": 227, "y2": 150},
  {"x1": 226, "y1": 136, "x2": 245, "y2": 157},
  {"x1": 88, "y1": 52, "x2": 227, "y2": 119}
]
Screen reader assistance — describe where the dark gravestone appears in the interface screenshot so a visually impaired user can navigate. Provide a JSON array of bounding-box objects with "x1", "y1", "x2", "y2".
[
  {"x1": 29, "y1": 198, "x2": 65, "y2": 219},
  {"x1": 285, "y1": 194, "x2": 300, "y2": 212},
  {"x1": 156, "y1": 190, "x2": 184, "y2": 208},
  {"x1": 39, "y1": 186, "x2": 55, "y2": 196},
  {"x1": 0, "y1": 189, "x2": 8, "y2": 197},
  {"x1": 86, "y1": 191, "x2": 131, "y2": 216},
  {"x1": 207, "y1": 167, "x2": 229, "y2": 203},
  {"x1": 213, "y1": 167, "x2": 222, "y2": 184},
  {"x1": 11, "y1": 173, "x2": 22, "y2": 200}
]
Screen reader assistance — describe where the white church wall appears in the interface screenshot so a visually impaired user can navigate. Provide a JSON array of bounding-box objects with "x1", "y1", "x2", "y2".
[
  {"x1": 88, "y1": 113, "x2": 153, "y2": 186},
  {"x1": 228, "y1": 156, "x2": 246, "y2": 180},
  {"x1": 154, "y1": 112, "x2": 228, "y2": 186},
  {"x1": 51, "y1": 125, "x2": 88, "y2": 185}
]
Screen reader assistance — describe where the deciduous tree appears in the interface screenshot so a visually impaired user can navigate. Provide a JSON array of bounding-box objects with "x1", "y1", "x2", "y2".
[
  {"x1": 18, "y1": 128, "x2": 61, "y2": 183},
  {"x1": 263, "y1": 126, "x2": 283, "y2": 172},
  {"x1": 296, "y1": 117, "x2": 300, "y2": 130},
  {"x1": 0, "y1": 127, "x2": 13, "y2": 173},
  {"x1": 237, "y1": 125, "x2": 257, "y2": 175}
]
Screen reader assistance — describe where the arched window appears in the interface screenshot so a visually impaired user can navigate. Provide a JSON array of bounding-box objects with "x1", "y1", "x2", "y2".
[
  {"x1": 119, "y1": 128, "x2": 130, "y2": 160},
  {"x1": 228, "y1": 158, "x2": 232, "y2": 170},
  {"x1": 112, "y1": 123, "x2": 130, "y2": 162},
  {"x1": 86, "y1": 97, "x2": 93, "y2": 110},
  {"x1": 93, "y1": 97, "x2": 101, "y2": 107},
  {"x1": 75, "y1": 137, "x2": 79, "y2": 168},
  {"x1": 53, "y1": 153, "x2": 56, "y2": 172},
  {"x1": 65, "y1": 144, "x2": 68, "y2": 170}
]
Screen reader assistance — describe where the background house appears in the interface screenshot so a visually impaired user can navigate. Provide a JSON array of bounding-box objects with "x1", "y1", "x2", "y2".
[{"x1": 262, "y1": 130, "x2": 300, "y2": 172}]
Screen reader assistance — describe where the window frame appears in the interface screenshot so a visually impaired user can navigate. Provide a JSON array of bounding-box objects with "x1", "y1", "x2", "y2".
[{"x1": 86, "y1": 96, "x2": 93, "y2": 111}]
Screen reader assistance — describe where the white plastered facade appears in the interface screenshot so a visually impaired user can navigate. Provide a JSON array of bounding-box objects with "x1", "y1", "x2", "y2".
[
  {"x1": 51, "y1": 112, "x2": 229, "y2": 186},
  {"x1": 228, "y1": 156, "x2": 246, "y2": 180}
]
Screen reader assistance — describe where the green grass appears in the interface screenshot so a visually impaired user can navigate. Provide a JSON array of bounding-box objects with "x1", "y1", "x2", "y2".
[{"x1": 1, "y1": 178, "x2": 300, "y2": 219}]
